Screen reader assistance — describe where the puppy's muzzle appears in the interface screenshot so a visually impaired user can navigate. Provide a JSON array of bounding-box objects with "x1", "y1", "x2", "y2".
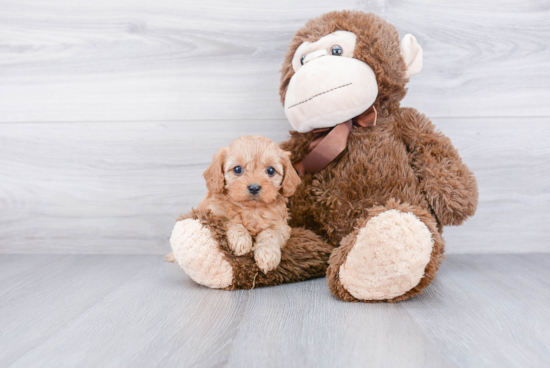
[{"x1": 248, "y1": 184, "x2": 261, "y2": 195}]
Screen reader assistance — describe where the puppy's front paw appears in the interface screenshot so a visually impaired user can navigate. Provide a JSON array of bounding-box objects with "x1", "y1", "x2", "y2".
[
  {"x1": 254, "y1": 243, "x2": 281, "y2": 274},
  {"x1": 227, "y1": 223, "x2": 253, "y2": 256}
]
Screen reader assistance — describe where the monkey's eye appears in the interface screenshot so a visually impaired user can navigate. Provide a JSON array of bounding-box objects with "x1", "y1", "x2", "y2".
[
  {"x1": 300, "y1": 55, "x2": 306, "y2": 65},
  {"x1": 233, "y1": 166, "x2": 242, "y2": 175},
  {"x1": 266, "y1": 166, "x2": 276, "y2": 176},
  {"x1": 331, "y1": 45, "x2": 343, "y2": 56}
]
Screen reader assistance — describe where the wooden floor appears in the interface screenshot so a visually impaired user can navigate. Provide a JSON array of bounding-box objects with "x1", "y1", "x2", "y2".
[{"x1": 0, "y1": 254, "x2": 548, "y2": 368}]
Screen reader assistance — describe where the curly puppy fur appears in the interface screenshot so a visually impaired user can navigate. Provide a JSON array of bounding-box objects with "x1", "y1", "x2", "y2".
[
  {"x1": 199, "y1": 135, "x2": 301, "y2": 273},
  {"x1": 278, "y1": 11, "x2": 478, "y2": 301}
]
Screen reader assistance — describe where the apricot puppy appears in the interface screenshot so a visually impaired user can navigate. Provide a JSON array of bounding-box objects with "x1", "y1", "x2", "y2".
[{"x1": 198, "y1": 135, "x2": 300, "y2": 273}]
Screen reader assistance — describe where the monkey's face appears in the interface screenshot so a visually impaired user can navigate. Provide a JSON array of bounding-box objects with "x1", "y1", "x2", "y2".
[
  {"x1": 284, "y1": 31, "x2": 378, "y2": 133},
  {"x1": 282, "y1": 17, "x2": 423, "y2": 134}
]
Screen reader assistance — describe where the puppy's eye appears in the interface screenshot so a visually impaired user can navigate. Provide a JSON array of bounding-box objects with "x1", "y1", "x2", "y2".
[
  {"x1": 266, "y1": 166, "x2": 276, "y2": 176},
  {"x1": 233, "y1": 166, "x2": 242, "y2": 175},
  {"x1": 300, "y1": 55, "x2": 306, "y2": 65},
  {"x1": 331, "y1": 45, "x2": 343, "y2": 56}
]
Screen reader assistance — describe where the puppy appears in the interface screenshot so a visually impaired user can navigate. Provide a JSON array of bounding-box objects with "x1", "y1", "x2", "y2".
[{"x1": 191, "y1": 135, "x2": 301, "y2": 273}]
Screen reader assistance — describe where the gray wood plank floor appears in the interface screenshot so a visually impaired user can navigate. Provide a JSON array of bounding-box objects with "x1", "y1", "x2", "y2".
[{"x1": 0, "y1": 254, "x2": 548, "y2": 368}]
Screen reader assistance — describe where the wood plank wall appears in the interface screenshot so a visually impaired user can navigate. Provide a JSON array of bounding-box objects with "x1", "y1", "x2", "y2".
[{"x1": 1, "y1": 0, "x2": 549, "y2": 254}]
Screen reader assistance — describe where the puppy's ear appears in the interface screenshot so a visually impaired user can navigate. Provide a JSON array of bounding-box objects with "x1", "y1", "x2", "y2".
[
  {"x1": 203, "y1": 147, "x2": 227, "y2": 194},
  {"x1": 280, "y1": 151, "x2": 301, "y2": 197}
]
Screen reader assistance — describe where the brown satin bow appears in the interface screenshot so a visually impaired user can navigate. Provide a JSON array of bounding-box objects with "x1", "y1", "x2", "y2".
[{"x1": 293, "y1": 105, "x2": 377, "y2": 176}]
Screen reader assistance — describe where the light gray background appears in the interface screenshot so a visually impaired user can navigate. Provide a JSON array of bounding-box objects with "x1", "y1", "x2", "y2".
[{"x1": 1, "y1": 0, "x2": 549, "y2": 255}]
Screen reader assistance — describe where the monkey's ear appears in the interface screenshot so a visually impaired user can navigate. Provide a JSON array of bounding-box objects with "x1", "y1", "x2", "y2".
[
  {"x1": 280, "y1": 151, "x2": 301, "y2": 197},
  {"x1": 203, "y1": 147, "x2": 227, "y2": 194},
  {"x1": 400, "y1": 34, "x2": 423, "y2": 78}
]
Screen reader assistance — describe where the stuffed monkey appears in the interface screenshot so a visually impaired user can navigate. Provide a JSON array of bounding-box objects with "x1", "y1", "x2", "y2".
[{"x1": 170, "y1": 10, "x2": 478, "y2": 302}]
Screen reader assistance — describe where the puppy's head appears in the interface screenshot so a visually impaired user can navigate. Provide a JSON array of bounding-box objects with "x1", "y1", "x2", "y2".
[{"x1": 203, "y1": 136, "x2": 301, "y2": 205}]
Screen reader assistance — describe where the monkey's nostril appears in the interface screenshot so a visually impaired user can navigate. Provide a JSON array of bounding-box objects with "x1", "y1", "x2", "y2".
[{"x1": 247, "y1": 184, "x2": 261, "y2": 195}]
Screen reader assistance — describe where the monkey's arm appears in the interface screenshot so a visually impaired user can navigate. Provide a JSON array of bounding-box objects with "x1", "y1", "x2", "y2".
[
  {"x1": 395, "y1": 108, "x2": 478, "y2": 226},
  {"x1": 279, "y1": 132, "x2": 322, "y2": 230}
]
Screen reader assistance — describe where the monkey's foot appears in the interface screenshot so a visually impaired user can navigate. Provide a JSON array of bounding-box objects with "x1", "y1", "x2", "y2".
[
  {"x1": 327, "y1": 201, "x2": 444, "y2": 302},
  {"x1": 170, "y1": 218, "x2": 233, "y2": 289}
]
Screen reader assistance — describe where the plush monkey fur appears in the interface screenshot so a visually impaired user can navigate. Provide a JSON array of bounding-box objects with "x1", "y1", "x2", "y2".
[
  {"x1": 170, "y1": 10, "x2": 478, "y2": 302},
  {"x1": 278, "y1": 11, "x2": 478, "y2": 301},
  {"x1": 175, "y1": 209, "x2": 335, "y2": 289}
]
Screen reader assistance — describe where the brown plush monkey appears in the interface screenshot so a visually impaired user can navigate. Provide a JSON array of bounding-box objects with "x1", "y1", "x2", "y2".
[{"x1": 170, "y1": 11, "x2": 478, "y2": 302}]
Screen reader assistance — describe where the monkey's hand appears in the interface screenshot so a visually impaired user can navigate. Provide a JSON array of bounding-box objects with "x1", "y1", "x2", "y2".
[{"x1": 396, "y1": 108, "x2": 478, "y2": 226}]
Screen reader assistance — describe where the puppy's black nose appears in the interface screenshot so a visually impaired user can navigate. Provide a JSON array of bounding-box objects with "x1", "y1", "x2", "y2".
[{"x1": 248, "y1": 184, "x2": 261, "y2": 195}]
